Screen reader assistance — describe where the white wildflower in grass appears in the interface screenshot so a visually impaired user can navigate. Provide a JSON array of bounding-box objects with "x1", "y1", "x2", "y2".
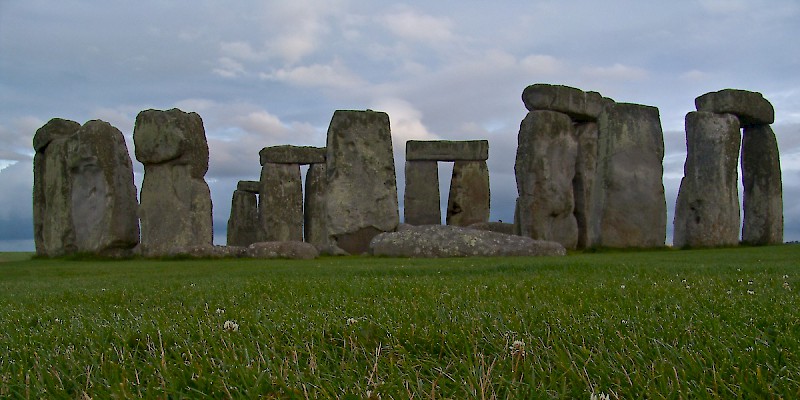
[
  {"x1": 747, "y1": 290, "x2": 755, "y2": 295},
  {"x1": 738, "y1": 279, "x2": 743, "y2": 283},
  {"x1": 748, "y1": 280, "x2": 754, "y2": 285},
  {"x1": 223, "y1": 320, "x2": 239, "y2": 332},
  {"x1": 510, "y1": 340, "x2": 526, "y2": 357},
  {"x1": 783, "y1": 282, "x2": 791, "y2": 291},
  {"x1": 346, "y1": 317, "x2": 358, "y2": 326},
  {"x1": 591, "y1": 392, "x2": 610, "y2": 400},
  {"x1": 620, "y1": 284, "x2": 625, "y2": 289},
  {"x1": 215, "y1": 308, "x2": 225, "y2": 315},
  {"x1": 783, "y1": 274, "x2": 789, "y2": 279}
]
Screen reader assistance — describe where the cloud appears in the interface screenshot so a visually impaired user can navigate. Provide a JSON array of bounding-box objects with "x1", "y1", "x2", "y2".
[
  {"x1": 0, "y1": 116, "x2": 43, "y2": 161},
  {"x1": 260, "y1": 60, "x2": 365, "y2": 89},
  {"x1": 0, "y1": 160, "x2": 33, "y2": 220},
  {"x1": 213, "y1": 57, "x2": 247, "y2": 78},
  {"x1": 382, "y1": 6, "x2": 455, "y2": 44},
  {"x1": 581, "y1": 63, "x2": 649, "y2": 81}
]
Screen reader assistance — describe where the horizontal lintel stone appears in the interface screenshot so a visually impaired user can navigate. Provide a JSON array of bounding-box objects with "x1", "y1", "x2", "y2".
[
  {"x1": 237, "y1": 180, "x2": 260, "y2": 193},
  {"x1": 695, "y1": 89, "x2": 775, "y2": 126},
  {"x1": 259, "y1": 145, "x2": 326, "y2": 165},
  {"x1": 406, "y1": 140, "x2": 489, "y2": 161}
]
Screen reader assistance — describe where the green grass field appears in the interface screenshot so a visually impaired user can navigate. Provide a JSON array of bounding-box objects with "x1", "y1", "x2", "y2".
[{"x1": 1, "y1": 245, "x2": 799, "y2": 399}]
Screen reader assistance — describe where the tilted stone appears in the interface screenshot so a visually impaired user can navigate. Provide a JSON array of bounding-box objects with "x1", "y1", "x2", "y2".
[
  {"x1": 673, "y1": 112, "x2": 741, "y2": 248},
  {"x1": 325, "y1": 110, "x2": 399, "y2": 254},
  {"x1": 259, "y1": 145, "x2": 326, "y2": 165},
  {"x1": 236, "y1": 180, "x2": 260, "y2": 193},
  {"x1": 591, "y1": 103, "x2": 666, "y2": 248},
  {"x1": 369, "y1": 225, "x2": 566, "y2": 258},
  {"x1": 447, "y1": 160, "x2": 490, "y2": 227},
  {"x1": 573, "y1": 122, "x2": 599, "y2": 249},
  {"x1": 695, "y1": 89, "x2": 774, "y2": 126},
  {"x1": 259, "y1": 162, "x2": 303, "y2": 242},
  {"x1": 522, "y1": 84, "x2": 613, "y2": 122},
  {"x1": 514, "y1": 110, "x2": 578, "y2": 249},
  {"x1": 405, "y1": 140, "x2": 489, "y2": 161},
  {"x1": 741, "y1": 124, "x2": 783, "y2": 245},
  {"x1": 403, "y1": 160, "x2": 441, "y2": 225},
  {"x1": 134, "y1": 108, "x2": 213, "y2": 256},
  {"x1": 227, "y1": 189, "x2": 262, "y2": 246},
  {"x1": 304, "y1": 163, "x2": 333, "y2": 251}
]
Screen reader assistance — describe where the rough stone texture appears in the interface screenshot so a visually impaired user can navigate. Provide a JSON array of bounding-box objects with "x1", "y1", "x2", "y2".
[
  {"x1": 227, "y1": 190, "x2": 262, "y2": 246},
  {"x1": 237, "y1": 180, "x2": 260, "y2": 193},
  {"x1": 591, "y1": 103, "x2": 667, "y2": 248},
  {"x1": 573, "y1": 122, "x2": 599, "y2": 249},
  {"x1": 404, "y1": 160, "x2": 441, "y2": 225},
  {"x1": 514, "y1": 110, "x2": 579, "y2": 249},
  {"x1": 304, "y1": 163, "x2": 332, "y2": 251},
  {"x1": 467, "y1": 222, "x2": 516, "y2": 235},
  {"x1": 246, "y1": 241, "x2": 319, "y2": 259},
  {"x1": 741, "y1": 124, "x2": 783, "y2": 245},
  {"x1": 68, "y1": 120, "x2": 139, "y2": 256},
  {"x1": 134, "y1": 108, "x2": 213, "y2": 256},
  {"x1": 522, "y1": 84, "x2": 613, "y2": 122},
  {"x1": 406, "y1": 140, "x2": 489, "y2": 161},
  {"x1": 369, "y1": 225, "x2": 566, "y2": 257},
  {"x1": 168, "y1": 245, "x2": 248, "y2": 258},
  {"x1": 673, "y1": 112, "x2": 741, "y2": 248},
  {"x1": 447, "y1": 160, "x2": 490, "y2": 227},
  {"x1": 259, "y1": 162, "x2": 303, "y2": 242},
  {"x1": 259, "y1": 145, "x2": 326, "y2": 165},
  {"x1": 32, "y1": 118, "x2": 81, "y2": 256},
  {"x1": 695, "y1": 89, "x2": 775, "y2": 126},
  {"x1": 325, "y1": 110, "x2": 399, "y2": 254}
]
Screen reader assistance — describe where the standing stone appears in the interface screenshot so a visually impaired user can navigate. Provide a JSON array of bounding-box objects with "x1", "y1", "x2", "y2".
[
  {"x1": 68, "y1": 120, "x2": 139, "y2": 256},
  {"x1": 446, "y1": 160, "x2": 490, "y2": 227},
  {"x1": 741, "y1": 124, "x2": 783, "y2": 245},
  {"x1": 404, "y1": 160, "x2": 440, "y2": 225},
  {"x1": 32, "y1": 118, "x2": 81, "y2": 256},
  {"x1": 304, "y1": 163, "x2": 332, "y2": 251},
  {"x1": 325, "y1": 110, "x2": 399, "y2": 254},
  {"x1": 227, "y1": 189, "x2": 261, "y2": 247},
  {"x1": 514, "y1": 110, "x2": 578, "y2": 249},
  {"x1": 573, "y1": 122, "x2": 599, "y2": 249},
  {"x1": 259, "y1": 162, "x2": 303, "y2": 242},
  {"x1": 134, "y1": 108, "x2": 213, "y2": 256},
  {"x1": 591, "y1": 103, "x2": 666, "y2": 248},
  {"x1": 673, "y1": 112, "x2": 742, "y2": 248}
]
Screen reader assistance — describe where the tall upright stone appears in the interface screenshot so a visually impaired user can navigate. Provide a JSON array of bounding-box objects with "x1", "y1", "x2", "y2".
[
  {"x1": 673, "y1": 112, "x2": 742, "y2": 248},
  {"x1": 227, "y1": 181, "x2": 262, "y2": 247},
  {"x1": 446, "y1": 160, "x2": 490, "y2": 227},
  {"x1": 259, "y1": 162, "x2": 303, "y2": 242},
  {"x1": 325, "y1": 110, "x2": 399, "y2": 254},
  {"x1": 573, "y1": 122, "x2": 599, "y2": 249},
  {"x1": 68, "y1": 120, "x2": 139, "y2": 256},
  {"x1": 591, "y1": 103, "x2": 666, "y2": 248},
  {"x1": 741, "y1": 124, "x2": 783, "y2": 245},
  {"x1": 514, "y1": 110, "x2": 578, "y2": 249},
  {"x1": 304, "y1": 163, "x2": 332, "y2": 251},
  {"x1": 134, "y1": 108, "x2": 213, "y2": 256},
  {"x1": 404, "y1": 160, "x2": 440, "y2": 225},
  {"x1": 32, "y1": 118, "x2": 81, "y2": 256}
]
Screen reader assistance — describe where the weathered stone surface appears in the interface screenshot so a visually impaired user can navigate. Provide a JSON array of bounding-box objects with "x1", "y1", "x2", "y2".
[
  {"x1": 369, "y1": 225, "x2": 565, "y2": 257},
  {"x1": 591, "y1": 103, "x2": 666, "y2": 248},
  {"x1": 741, "y1": 124, "x2": 783, "y2": 245},
  {"x1": 259, "y1": 145, "x2": 326, "y2": 165},
  {"x1": 168, "y1": 245, "x2": 248, "y2": 259},
  {"x1": 259, "y1": 162, "x2": 303, "y2": 242},
  {"x1": 247, "y1": 241, "x2": 319, "y2": 259},
  {"x1": 514, "y1": 110, "x2": 578, "y2": 249},
  {"x1": 573, "y1": 122, "x2": 599, "y2": 249},
  {"x1": 447, "y1": 160, "x2": 490, "y2": 227},
  {"x1": 68, "y1": 120, "x2": 139, "y2": 256},
  {"x1": 32, "y1": 118, "x2": 81, "y2": 256},
  {"x1": 227, "y1": 190, "x2": 262, "y2": 246},
  {"x1": 304, "y1": 163, "x2": 332, "y2": 251},
  {"x1": 404, "y1": 160, "x2": 441, "y2": 225},
  {"x1": 467, "y1": 222, "x2": 516, "y2": 235},
  {"x1": 522, "y1": 84, "x2": 613, "y2": 122},
  {"x1": 325, "y1": 110, "x2": 399, "y2": 254},
  {"x1": 134, "y1": 108, "x2": 213, "y2": 256},
  {"x1": 673, "y1": 112, "x2": 741, "y2": 248},
  {"x1": 406, "y1": 140, "x2": 489, "y2": 161},
  {"x1": 695, "y1": 89, "x2": 774, "y2": 126},
  {"x1": 237, "y1": 180, "x2": 260, "y2": 193}
]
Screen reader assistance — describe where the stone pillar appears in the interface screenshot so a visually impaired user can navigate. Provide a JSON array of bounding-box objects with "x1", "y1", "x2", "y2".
[
  {"x1": 134, "y1": 108, "x2": 213, "y2": 256},
  {"x1": 227, "y1": 180, "x2": 262, "y2": 246},
  {"x1": 514, "y1": 110, "x2": 578, "y2": 249},
  {"x1": 591, "y1": 103, "x2": 666, "y2": 248},
  {"x1": 446, "y1": 160, "x2": 489, "y2": 227},
  {"x1": 304, "y1": 163, "x2": 331, "y2": 251},
  {"x1": 742, "y1": 124, "x2": 783, "y2": 245},
  {"x1": 259, "y1": 163, "x2": 303, "y2": 242},
  {"x1": 673, "y1": 112, "x2": 742, "y2": 247},
  {"x1": 325, "y1": 110, "x2": 399, "y2": 254},
  {"x1": 573, "y1": 122, "x2": 599, "y2": 249},
  {"x1": 404, "y1": 160, "x2": 440, "y2": 225}
]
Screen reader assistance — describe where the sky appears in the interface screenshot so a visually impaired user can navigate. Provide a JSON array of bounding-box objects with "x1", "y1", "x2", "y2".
[{"x1": 1, "y1": 0, "x2": 799, "y2": 251}]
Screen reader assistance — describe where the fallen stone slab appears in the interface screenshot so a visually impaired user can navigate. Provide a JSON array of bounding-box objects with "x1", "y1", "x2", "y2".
[
  {"x1": 259, "y1": 145, "x2": 326, "y2": 165},
  {"x1": 167, "y1": 245, "x2": 248, "y2": 258},
  {"x1": 247, "y1": 241, "x2": 319, "y2": 259},
  {"x1": 369, "y1": 225, "x2": 565, "y2": 258},
  {"x1": 695, "y1": 89, "x2": 774, "y2": 126},
  {"x1": 406, "y1": 140, "x2": 489, "y2": 161},
  {"x1": 467, "y1": 222, "x2": 516, "y2": 235},
  {"x1": 522, "y1": 84, "x2": 613, "y2": 122}
]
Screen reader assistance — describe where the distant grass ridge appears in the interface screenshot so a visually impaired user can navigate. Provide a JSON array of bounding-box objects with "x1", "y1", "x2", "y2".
[{"x1": 1, "y1": 245, "x2": 799, "y2": 398}]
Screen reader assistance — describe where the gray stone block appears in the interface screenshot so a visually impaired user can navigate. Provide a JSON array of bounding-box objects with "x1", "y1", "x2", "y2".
[
  {"x1": 403, "y1": 160, "x2": 440, "y2": 225},
  {"x1": 742, "y1": 124, "x2": 783, "y2": 245},
  {"x1": 259, "y1": 145, "x2": 326, "y2": 165},
  {"x1": 695, "y1": 89, "x2": 774, "y2": 126},
  {"x1": 406, "y1": 140, "x2": 488, "y2": 161},
  {"x1": 522, "y1": 84, "x2": 613, "y2": 122}
]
